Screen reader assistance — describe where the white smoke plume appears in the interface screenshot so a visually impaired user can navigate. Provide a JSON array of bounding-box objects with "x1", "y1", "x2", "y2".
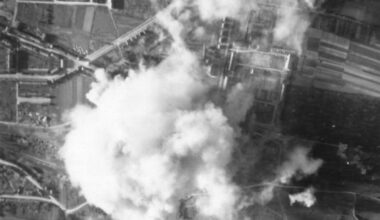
[
  {"x1": 304, "y1": 0, "x2": 316, "y2": 8},
  {"x1": 162, "y1": 0, "x2": 317, "y2": 54},
  {"x1": 62, "y1": 49, "x2": 239, "y2": 220},
  {"x1": 289, "y1": 187, "x2": 317, "y2": 207},
  {"x1": 61, "y1": 2, "x2": 242, "y2": 220},
  {"x1": 165, "y1": 0, "x2": 257, "y2": 22},
  {"x1": 278, "y1": 147, "x2": 323, "y2": 184},
  {"x1": 274, "y1": 0, "x2": 315, "y2": 54},
  {"x1": 191, "y1": 0, "x2": 257, "y2": 21},
  {"x1": 61, "y1": 1, "x2": 321, "y2": 219},
  {"x1": 235, "y1": 146, "x2": 323, "y2": 216},
  {"x1": 258, "y1": 147, "x2": 323, "y2": 204},
  {"x1": 224, "y1": 82, "x2": 255, "y2": 126}
]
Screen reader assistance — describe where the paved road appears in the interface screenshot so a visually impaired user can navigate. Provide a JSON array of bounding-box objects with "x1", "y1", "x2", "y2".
[
  {"x1": 0, "y1": 194, "x2": 63, "y2": 208},
  {"x1": 2, "y1": 30, "x2": 95, "y2": 71},
  {"x1": 0, "y1": 158, "x2": 87, "y2": 214},
  {"x1": 0, "y1": 158, "x2": 44, "y2": 190},
  {"x1": 0, "y1": 134, "x2": 60, "y2": 169},
  {"x1": 17, "y1": 0, "x2": 111, "y2": 8},
  {"x1": 0, "y1": 73, "x2": 62, "y2": 81},
  {"x1": 12, "y1": 0, "x2": 156, "y2": 66},
  {"x1": 0, "y1": 194, "x2": 88, "y2": 214},
  {"x1": 85, "y1": 16, "x2": 157, "y2": 62}
]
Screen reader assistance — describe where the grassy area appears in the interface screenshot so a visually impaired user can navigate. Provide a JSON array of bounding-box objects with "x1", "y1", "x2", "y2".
[
  {"x1": 16, "y1": 4, "x2": 93, "y2": 53},
  {"x1": 89, "y1": 7, "x2": 118, "y2": 52},
  {"x1": 0, "y1": 81, "x2": 16, "y2": 122},
  {"x1": 0, "y1": 46, "x2": 9, "y2": 72},
  {"x1": 19, "y1": 49, "x2": 59, "y2": 71},
  {"x1": 19, "y1": 83, "x2": 53, "y2": 98},
  {"x1": 16, "y1": 4, "x2": 73, "y2": 28},
  {"x1": 281, "y1": 85, "x2": 380, "y2": 149},
  {"x1": 122, "y1": 0, "x2": 155, "y2": 19}
]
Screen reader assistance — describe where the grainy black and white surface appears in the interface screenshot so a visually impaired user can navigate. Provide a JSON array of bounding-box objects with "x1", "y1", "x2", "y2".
[{"x1": 0, "y1": 0, "x2": 380, "y2": 219}]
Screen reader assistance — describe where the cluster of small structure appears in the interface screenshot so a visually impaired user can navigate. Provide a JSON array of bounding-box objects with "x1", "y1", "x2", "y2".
[{"x1": 18, "y1": 103, "x2": 58, "y2": 127}]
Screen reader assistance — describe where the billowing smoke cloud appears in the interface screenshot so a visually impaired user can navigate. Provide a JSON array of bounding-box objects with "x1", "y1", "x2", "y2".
[
  {"x1": 274, "y1": 0, "x2": 315, "y2": 53},
  {"x1": 61, "y1": 0, "x2": 321, "y2": 219},
  {"x1": 191, "y1": 0, "x2": 257, "y2": 21},
  {"x1": 163, "y1": 0, "x2": 317, "y2": 53},
  {"x1": 62, "y1": 47, "x2": 239, "y2": 220},
  {"x1": 61, "y1": 2, "x2": 242, "y2": 219},
  {"x1": 235, "y1": 146, "x2": 323, "y2": 216},
  {"x1": 258, "y1": 147, "x2": 323, "y2": 204},
  {"x1": 289, "y1": 187, "x2": 316, "y2": 207},
  {"x1": 165, "y1": 0, "x2": 257, "y2": 22},
  {"x1": 277, "y1": 147, "x2": 323, "y2": 184}
]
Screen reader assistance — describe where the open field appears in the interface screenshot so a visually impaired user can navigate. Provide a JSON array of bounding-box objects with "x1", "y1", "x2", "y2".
[
  {"x1": 0, "y1": 46, "x2": 10, "y2": 72},
  {"x1": 15, "y1": 1, "x2": 160, "y2": 57},
  {"x1": 16, "y1": 3, "x2": 94, "y2": 54},
  {"x1": 19, "y1": 83, "x2": 53, "y2": 98},
  {"x1": 89, "y1": 7, "x2": 118, "y2": 52},
  {"x1": 0, "y1": 81, "x2": 17, "y2": 122},
  {"x1": 122, "y1": 0, "x2": 156, "y2": 19},
  {"x1": 112, "y1": 12, "x2": 144, "y2": 36},
  {"x1": 281, "y1": 85, "x2": 380, "y2": 149},
  {"x1": 16, "y1": 4, "x2": 74, "y2": 29},
  {"x1": 18, "y1": 49, "x2": 60, "y2": 71}
]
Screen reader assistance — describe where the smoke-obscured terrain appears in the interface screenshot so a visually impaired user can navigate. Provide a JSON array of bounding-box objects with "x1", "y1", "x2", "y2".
[{"x1": 60, "y1": 0, "x2": 325, "y2": 220}]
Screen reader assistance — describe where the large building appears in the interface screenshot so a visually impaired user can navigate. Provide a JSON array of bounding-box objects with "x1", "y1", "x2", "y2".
[{"x1": 204, "y1": 10, "x2": 295, "y2": 130}]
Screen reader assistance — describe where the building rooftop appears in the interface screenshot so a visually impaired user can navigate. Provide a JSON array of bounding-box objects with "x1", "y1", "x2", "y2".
[{"x1": 237, "y1": 49, "x2": 291, "y2": 72}]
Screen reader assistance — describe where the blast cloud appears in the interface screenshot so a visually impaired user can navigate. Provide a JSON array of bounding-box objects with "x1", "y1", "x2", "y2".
[
  {"x1": 62, "y1": 47, "x2": 239, "y2": 220},
  {"x1": 61, "y1": 0, "x2": 321, "y2": 219}
]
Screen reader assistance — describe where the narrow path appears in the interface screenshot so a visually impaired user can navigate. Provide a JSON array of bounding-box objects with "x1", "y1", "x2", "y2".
[
  {"x1": 85, "y1": 16, "x2": 157, "y2": 62},
  {"x1": 0, "y1": 194, "x2": 89, "y2": 214},
  {"x1": 17, "y1": 0, "x2": 107, "y2": 7},
  {"x1": 0, "y1": 158, "x2": 88, "y2": 214}
]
